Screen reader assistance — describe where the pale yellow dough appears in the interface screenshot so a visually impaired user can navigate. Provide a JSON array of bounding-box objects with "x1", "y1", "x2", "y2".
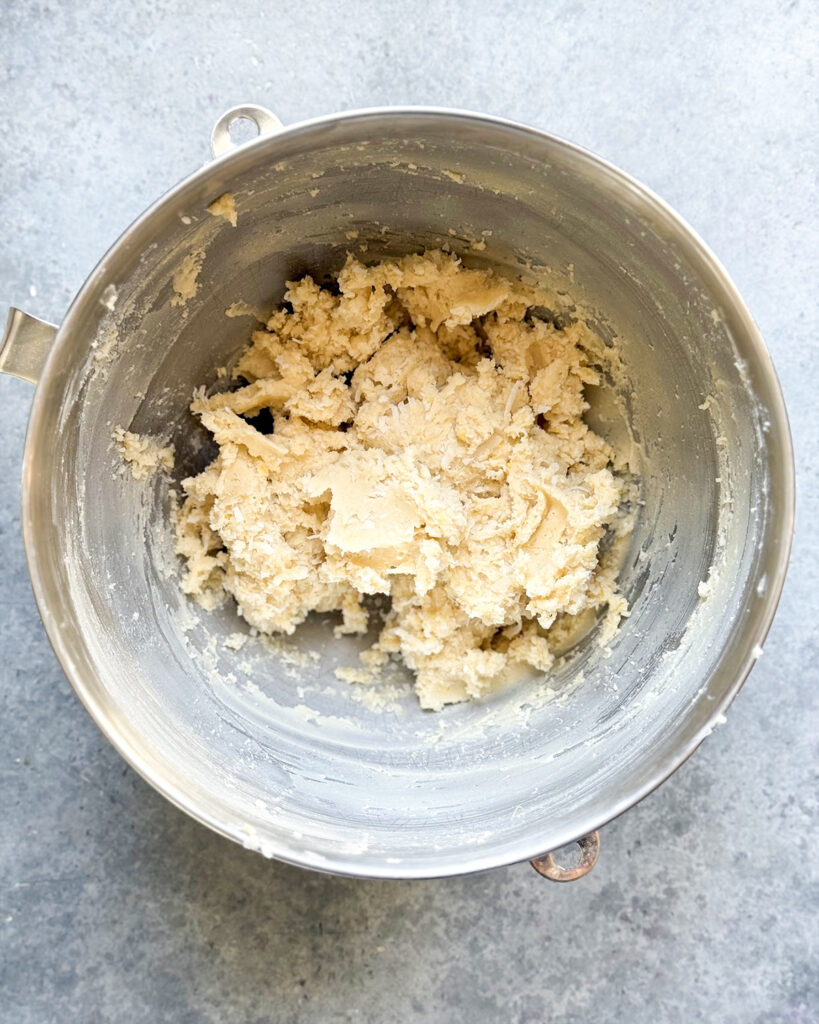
[
  {"x1": 175, "y1": 251, "x2": 628, "y2": 710},
  {"x1": 207, "y1": 192, "x2": 238, "y2": 227},
  {"x1": 114, "y1": 427, "x2": 175, "y2": 480}
]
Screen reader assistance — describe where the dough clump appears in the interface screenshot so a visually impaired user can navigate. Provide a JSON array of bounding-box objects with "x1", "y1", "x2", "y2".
[
  {"x1": 114, "y1": 427, "x2": 175, "y2": 480},
  {"x1": 207, "y1": 192, "x2": 238, "y2": 227},
  {"x1": 175, "y1": 251, "x2": 627, "y2": 710}
]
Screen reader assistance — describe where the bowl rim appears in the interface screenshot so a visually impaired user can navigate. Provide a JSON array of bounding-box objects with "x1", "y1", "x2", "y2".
[{"x1": 21, "y1": 105, "x2": 795, "y2": 879}]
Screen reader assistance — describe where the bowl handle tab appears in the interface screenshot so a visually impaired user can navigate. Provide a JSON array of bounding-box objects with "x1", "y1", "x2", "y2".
[
  {"x1": 0, "y1": 307, "x2": 58, "y2": 385},
  {"x1": 210, "y1": 104, "x2": 284, "y2": 159},
  {"x1": 530, "y1": 830, "x2": 601, "y2": 882}
]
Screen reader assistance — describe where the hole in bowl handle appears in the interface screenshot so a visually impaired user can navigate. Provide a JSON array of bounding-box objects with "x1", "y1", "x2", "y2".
[
  {"x1": 530, "y1": 830, "x2": 601, "y2": 882},
  {"x1": 210, "y1": 104, "x2": 284, "y2": 158},
  {"x1": 0, "y1": 308, "x2": 58, "y2": 385}
]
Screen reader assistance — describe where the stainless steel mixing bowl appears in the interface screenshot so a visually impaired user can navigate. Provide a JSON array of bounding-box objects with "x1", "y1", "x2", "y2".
[{"x1": 1, "y1": 105, "x2": 793, "y2": 880}]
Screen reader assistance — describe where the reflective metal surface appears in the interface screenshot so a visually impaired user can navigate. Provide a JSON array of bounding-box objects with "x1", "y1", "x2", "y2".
[
  {"x1": 0, "y1": 308, "x2": 57, "y2": 384},
  {"x1": 209, "y1": 103, "x2": 284, "y2": 158},
  {"x1": 13, "y1": 107, "x2": 794, "y2": 878}
]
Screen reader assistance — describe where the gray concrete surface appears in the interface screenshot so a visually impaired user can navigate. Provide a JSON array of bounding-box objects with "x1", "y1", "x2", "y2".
[{"x1": 1, "y1": 1, "x2": 817, "y2": 1021}]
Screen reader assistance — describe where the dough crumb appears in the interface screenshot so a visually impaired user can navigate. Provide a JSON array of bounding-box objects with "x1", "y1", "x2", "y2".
[
  {"x1": 171, "y1": 250, "x2": 205, "y2": 306},
  {"x1": 100, "y1": 283, "x2": 119, "y2": 310},
  {"x1": 223, "y1": 632, "x2": 248, "y2": 651},
  {"x1": 174, "y1": 250, "x2": 631, "y2": 710},
  {"x1": 335, "y1": 666, "x2": 377, "y2": 686},
  {"x1": 261, "y1": 635, "x2": 319, "y2": 670},
  {"x1": 349, "y1": 681, "x2": 409, "y2": 714},
  {"x1": 114, "y1": 427, "x2": 174, "y2": 480},
  {"x1": 225, "y1": 300, "x2": 268, "y2": 322},
  {"x1": 207, "y1": 192, "x2": 238, "y2": 227}
]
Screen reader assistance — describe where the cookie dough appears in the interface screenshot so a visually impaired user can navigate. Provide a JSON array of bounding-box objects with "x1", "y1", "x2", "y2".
[
  {"x1": 175, "y1": 250, "x2": 628, "y2": 710},
  {"x1": 114, "y1": 427, "x2": 174, "y2": 480},
  {"x1": 207, "y1": 192, "x2": 238, "y2": 227}
]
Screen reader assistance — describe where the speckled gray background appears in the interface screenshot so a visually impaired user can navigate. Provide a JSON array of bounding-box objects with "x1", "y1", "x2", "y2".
[{"x1": 1, "y1": 2, "x2": 817, "y2": 1022}]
